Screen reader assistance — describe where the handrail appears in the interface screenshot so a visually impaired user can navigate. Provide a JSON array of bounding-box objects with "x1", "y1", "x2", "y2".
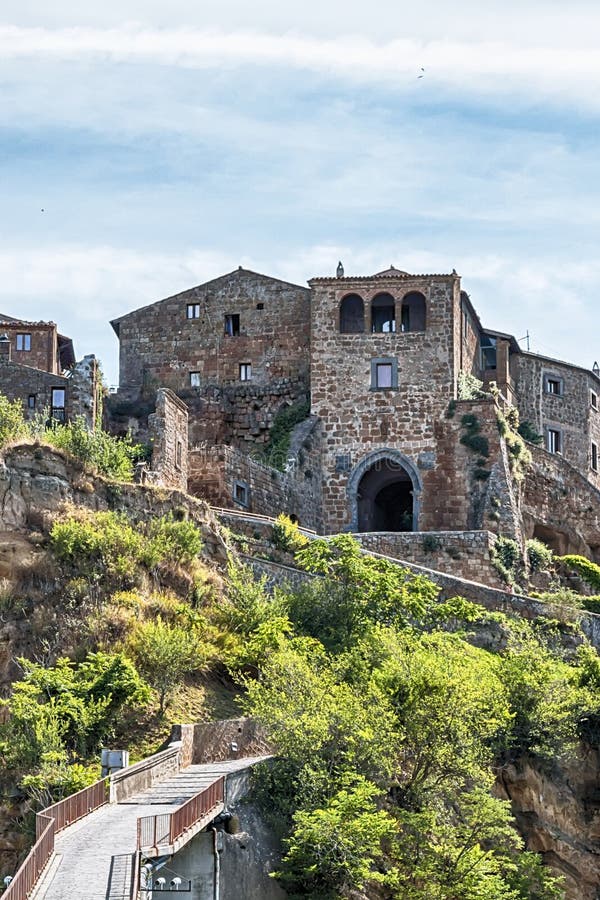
[
  {"x1": 211, "y1": 505, "x2": 317, "y2": 534},
  {"x1": 137, "y1": 777, "x2": 225, "y2": 851},
  {"x1": 130, "y1": 849, "x2": 140, "y2": 900},
  {"x1": 4, "y1": 778, "x2": 109, "y2": 900}
]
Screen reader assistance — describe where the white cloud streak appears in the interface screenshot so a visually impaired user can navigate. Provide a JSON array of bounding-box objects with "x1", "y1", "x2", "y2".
[{"x1": 1, "y1": 24, "x2": 599, "y2": 111}]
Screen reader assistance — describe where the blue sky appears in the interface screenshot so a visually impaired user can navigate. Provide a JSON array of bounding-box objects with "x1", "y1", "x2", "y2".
[{"x1": 0, "y1": 0, "x2": 599, "y2": 385}]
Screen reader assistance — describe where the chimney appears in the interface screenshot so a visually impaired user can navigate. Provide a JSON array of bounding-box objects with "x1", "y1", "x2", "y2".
[{"x1": 0, "y1": 334, "x2": 11, "y2": 364}]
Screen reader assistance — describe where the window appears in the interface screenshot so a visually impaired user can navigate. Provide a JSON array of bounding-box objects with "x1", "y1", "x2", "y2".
[
  {"x1": 591, "y1": 390, "x2": 598, "y2": 410},
  {"x1": 481, "y1": 334, "x2": 497, "y2": 370},
  {"x1": 186, "y1": 303, "x2": 200, "y2": 319},
  {"x1": 233, "y1": 480, "x2": 249, "y2": 507},
  {"x1": 339, "y1": 294, "x2": 365, "y2": 333},
  {"x1": 370, "y1": 357, "x2": 398, "y2": 390},
  {"x1": 239, "y1": 363, "x2": 252, "y2": 381},
  {"x1": 544, "y1": 374, "x2": 564, "y2": 396},
  {"x1": 16, "y1": 333, "x2": 31, "y2": 351},
  {"x1": 27, "y1": 395, "x2": 36, "y2": 409},
  {"x1": 546, "y1": 428, "x2": 562, "y2": 454},
  {"x1": 51, "y1": 387, "x2": 66, "y2": 423},
  {"x1": 224, "y1": 314, "x2": 240, "y2": 336},
  {"x1": 176, "y1": 440, "x2": 182, "y2": 470},
  {"x1": 371, "y1": 294, "x2": 396, "y2": 333},
  {"x1": 592, "y1": 442, "x2": 598, "y2": 472},
  {"x1": 400, "y1": 292, "x2": 426, "y2": 332},
  {"x1": 256, "y1": 303, "x2": 264, "y2": 310},
  {"x1": 190, "y1": 372, "x2": 201, "y2": 387}
]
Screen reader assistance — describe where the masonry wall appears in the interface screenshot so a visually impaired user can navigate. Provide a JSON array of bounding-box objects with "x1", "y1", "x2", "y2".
[
  {"x1": 0, "y1": 355, "x2": 68, "y2": 420},
  {"x1": 516, "y1": 353, "x2": 600, "y2": 490},
  {"x1": 113, "y1": 268, "x2": 310, "y2": 400},
  {"x1": 0, "y1": 321, "x2": 60, "y2": 374},
  {"x1": 310, "y1": 272, "x2": 462, "y2": 533},
  {"x1": 351, "y1": 530, "x2": 506, "y2": 588},
  {"x1": 188, "y1": 444, "x2": 319, "y2": 529},
  {"x1": 521, "y1": 445, "x2": 600, "y2": 559},
  {"x1": 147, "y1": 388, "x2": 189, "y2": 492},
  {"x1": 67, "y1": 355, "x2": 100, "y2": 429}
]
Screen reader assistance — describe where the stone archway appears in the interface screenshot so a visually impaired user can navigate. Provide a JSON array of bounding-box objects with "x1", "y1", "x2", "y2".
[{"x1": 347, "y1": 449, "x2": 422, "y2": 532}]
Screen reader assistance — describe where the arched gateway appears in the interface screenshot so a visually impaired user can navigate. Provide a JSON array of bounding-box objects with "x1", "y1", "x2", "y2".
[{"x1": 347, "y1": 450, "x2": 422, "y2": 533}]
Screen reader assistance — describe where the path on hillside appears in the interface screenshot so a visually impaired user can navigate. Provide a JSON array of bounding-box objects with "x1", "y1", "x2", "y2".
[{"x1": 32, "y1": 757, "x2": 267, "y2": 900}]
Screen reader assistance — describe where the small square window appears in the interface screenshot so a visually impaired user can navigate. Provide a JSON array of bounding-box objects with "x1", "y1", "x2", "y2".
[
  {"x1": 27, "y1": 394, "x2": 36, "y2": 409},
  {"x1": 176, "y1": 440, "x2": 182, "y2": 470},
  {"x1": 256, "y1": 303, "x2": 264, "y2": 310},
  {"x1": 239, "y1": 363, "x2": 252, "y2": 381},
  {"x1": 370, "y1": 357, "x2": 398, "y2": 390},
  {"x1": 592, "y1": 442, "x2": 598, "y2": 472},
  {"x1": 591, "y1": 391, "x2": 598, "y2": 410},
  {"x1": 224, "y1": 314, "x2": 240, "y2": 336},
  {"x1": 233, "y1": 480, "x2": 249, "y2": 507},
  {"x1": 190, "y1": 372, "x2": 201, "y2": 387},
  {"x1": 186, "y1": 303, "x2": 200, "y2": 319},
  {"x1": 16, "y1": 333, "x2": 31, "y2": 351},
  {"x1": 543, "y1": 374, "x2": 564, "y2": 396},
  {"x1": 546, "y1": 428, "x2": 562, "y2": 454}
]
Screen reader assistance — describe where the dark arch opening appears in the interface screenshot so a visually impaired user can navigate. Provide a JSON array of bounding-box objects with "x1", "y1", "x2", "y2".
[
  {"x1": 371, "y1": 293, "x2": 396, "y2": 333},
  {"x1": 357, "y1": 459, "x2": 414, "y2": 531},
  {"x1": 340, "y1": 294, "x2": 365, "y2": 333},
  {"x1": 401, "y1": 291, "x2": 426, "y2": 332}
]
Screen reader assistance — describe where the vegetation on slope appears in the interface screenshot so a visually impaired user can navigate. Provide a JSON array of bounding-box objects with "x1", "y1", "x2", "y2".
[{"x1": 3, "y1": 501, "x2": 600, "y2": 897}]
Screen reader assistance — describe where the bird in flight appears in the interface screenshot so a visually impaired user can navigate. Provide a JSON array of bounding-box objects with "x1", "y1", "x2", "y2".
[{"x1": 417, "y1": 67, "x2": 425, "y2": 78}]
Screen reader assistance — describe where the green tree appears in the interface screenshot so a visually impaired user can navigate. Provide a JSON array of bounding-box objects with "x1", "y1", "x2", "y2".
[
  {"x1": 0, "y1": 393, "x2": 26, "y2": 446},
  {"x1": 128, "y1": 617, "x2": 203, "y2": 713}
]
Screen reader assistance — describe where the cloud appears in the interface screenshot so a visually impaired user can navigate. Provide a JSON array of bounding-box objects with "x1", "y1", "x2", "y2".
[{"x1": 1, "y1": 24, "x2": 600, "y2": 112}]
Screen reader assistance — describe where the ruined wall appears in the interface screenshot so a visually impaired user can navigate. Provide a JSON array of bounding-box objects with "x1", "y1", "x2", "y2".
[
  {"x1": 112, "y1": 268, "x2": 310, "y2": 401},
  {"x1": 147, "y1": 388, "x2": 189, "y2": 493},
  {"x1": 310, "y1": 271, "x2": 462, "y2": 533},
  {"x1": 188, "y1": 444, "x2": 320, "y2": 530},
  {"x1": 516, "y1": 353, "x2": 600, "y2": 491},
  {"x1": 67, "y1": 355, "x2": 100, "y2": 429},
  {"x1": 522, "y1": 445, "x2": 600, "y2": 559}
]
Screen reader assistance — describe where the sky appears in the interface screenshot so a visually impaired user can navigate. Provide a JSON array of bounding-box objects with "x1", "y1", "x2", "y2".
[{"x1": 1, "y1": 1, "x2": 599, "y2": 386}]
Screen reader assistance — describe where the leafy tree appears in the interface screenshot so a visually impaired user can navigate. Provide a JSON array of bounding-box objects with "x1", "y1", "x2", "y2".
[
  {"x1": 276, "y1": 776, "x2": 397, "y2": 899},
  {"x1": 128, "y1": 617, "x2": 204, "y2": 713},
  {"x1": 0, "y1": 393, "x2": 26, "y2": 446}
]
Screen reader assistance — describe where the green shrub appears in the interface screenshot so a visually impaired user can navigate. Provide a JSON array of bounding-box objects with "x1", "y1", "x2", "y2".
[
  {"x1": 526, "y1": 539, "x2": 553, "y2": 574},
  {"x1": 128, "y1": 617, "x2": 205, "y2": 713},
  {"x1": 518, "y1": 420, "x2": 544, "y2": 446},
  {"x1": 45, "y1": 417, "x2": 143, "y2": 480},
  {"x1": 457, "y1": 371, "x2": 485, "y2": 400},
  {"x1": 272, "y1": 514, "x2": 309, "y2": 553},
  {"x1": 0, "y1": 394, "x2": 27, "y2": 446},
  {"x1": 460, "y1": 414, "x2": 490, "y2": 458},
  {"x1": 260, "y1": 398, "x2": 311, "y2": 471},
  {"x1": 559, "y1": 555, "x2": 600, "y2": 591},
  {"x1": 492, "y1": 536, "x2": 521, "y2": 584}
]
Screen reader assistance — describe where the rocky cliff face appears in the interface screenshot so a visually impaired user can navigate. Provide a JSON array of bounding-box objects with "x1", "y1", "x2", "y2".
[{"x1": 499, "y1": 752, "x2": 600, "y2": 899}]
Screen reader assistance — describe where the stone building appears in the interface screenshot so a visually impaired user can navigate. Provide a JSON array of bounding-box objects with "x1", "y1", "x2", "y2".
[
  {"x1": 109, "y1": 265, "x2": 600, "y2": 560},
  {"x1": 0, "y1": 313, "x2": 101, "y2": 429}
]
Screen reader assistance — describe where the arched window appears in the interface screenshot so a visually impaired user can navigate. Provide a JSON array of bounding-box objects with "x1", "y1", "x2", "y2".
[
  {"x1": 400, "y1": 292, "x2": 426, "y2": 332},
  {"x1": 339, "y1": 294, "x2": 365, "y2": 333},
  {"x1": 371, "y1": 293, "x2": 396, "y2": 333}
]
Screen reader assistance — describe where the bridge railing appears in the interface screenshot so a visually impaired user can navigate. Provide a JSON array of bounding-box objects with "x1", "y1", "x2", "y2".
[
  {"x1": 3, "y1": 778, "x2": 109, "y2": 900},
  {"x1": 137, "y1": 777, "x2": 225, "y2": 851}
]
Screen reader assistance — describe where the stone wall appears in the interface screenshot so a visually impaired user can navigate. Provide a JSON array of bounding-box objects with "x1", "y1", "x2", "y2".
[
  {"x1": 522, "y1": 444, "x2": 600, "y2": 559},
  {"x1": 112, "y1": 267, "x2": 310, "y2": 400},
  {"x1": 0, "y1": 352, "x2": 68, "y2": 421},
  {"x1": 309, "y1": 271, "x2": 462, "y2": 533},
  {"x1": 349, "y1": 530, "x2": 506, "y2": 588},
  {"x1": 67, "y1": 354, "x2": 101, "y2": 429},
  {"x1": 516, "y1": 352, "x2": 600, "y2": 491},
  {"x1": 0, "y1": 320, "x2": 60, "y2": 374},
  {"x1": 188, "y1": 444, "x2": 320, "y2": 529},
  {"x1": 147, "y1": 388, "x2": 189, "y2": 492}
]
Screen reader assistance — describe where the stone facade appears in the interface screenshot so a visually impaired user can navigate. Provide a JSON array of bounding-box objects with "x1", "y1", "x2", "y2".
[
  {"x1": 146, "y1": 389, "x2": 189, "y2": 492},
  {"x1": 110, "y1": 263, "x2": 600, "y2": 554}
]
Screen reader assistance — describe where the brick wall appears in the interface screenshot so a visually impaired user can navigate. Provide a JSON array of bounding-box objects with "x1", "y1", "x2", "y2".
[
  {"x1": 0, "y1": 321, "x2": 60, "y2": 374},
  {"x1": 0, "y1": 353, "x2": 68, "y2": 421},
  {"x1": 67, "y1": 355, "x2": 100, "y2": 429}
]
